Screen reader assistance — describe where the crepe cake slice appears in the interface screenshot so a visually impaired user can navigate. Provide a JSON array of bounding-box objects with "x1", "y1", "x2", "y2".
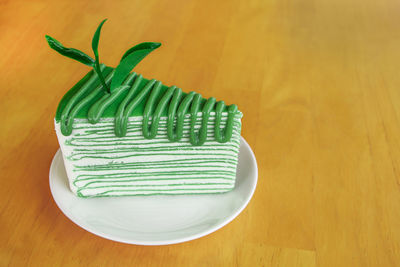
[{"x1": 47, "y1": 19, "x2": 242, "y2": 197}]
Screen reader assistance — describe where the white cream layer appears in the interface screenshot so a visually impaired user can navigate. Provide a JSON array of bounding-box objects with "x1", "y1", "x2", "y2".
[{"x1": 55, "y1": 112, "x2": 242, "y2": 197}]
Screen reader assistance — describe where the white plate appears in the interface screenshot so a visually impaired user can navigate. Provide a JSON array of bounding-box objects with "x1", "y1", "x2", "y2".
[{"x1": 49, "y1": 137, "x2": 258, "y2": 245}]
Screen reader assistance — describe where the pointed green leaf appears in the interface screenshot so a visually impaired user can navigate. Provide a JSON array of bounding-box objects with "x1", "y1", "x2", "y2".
[
  {"x1": 120, "y1": 42, "x2": 161, "y2": 61},
  {"x1": 45, "y1": 35, "x2": 95, "y2": 66},
  {"x1": 110, "y1": 42, "x2": 161, "y2": 92},
  {"x1": 92, "y1": 19, "x2": 107, "y2": 58},
  {"x1": 91, "y1": 19, "x2": 109, "y2": 93}
]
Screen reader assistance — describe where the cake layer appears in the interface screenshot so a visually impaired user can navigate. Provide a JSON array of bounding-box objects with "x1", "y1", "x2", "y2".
[{"x1": 55, "y1": 113, "x2": 242, "y2": 197}]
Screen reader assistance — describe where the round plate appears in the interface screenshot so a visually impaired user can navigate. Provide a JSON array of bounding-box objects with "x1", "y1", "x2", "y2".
[{"x1": 49, "y1": 137, "x2": 258, "y2": 245}]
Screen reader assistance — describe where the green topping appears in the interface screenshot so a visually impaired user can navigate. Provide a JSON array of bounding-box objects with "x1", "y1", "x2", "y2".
[
  {"x1": 91, "y1": 19, "x2": 109, "y2": 93},
  {"x1": 57, "y1": 69, "x2": 240, "y2": 145},
  {"x1": 87, "y1": 73, "x2": 137, "y2": 124},
  {"x1": 142, "y1": 81, "x2": 164, "y2": 139},
  {"x1": 190, "y1": 95, "x2": 216, "y2": 146},
  {"x1": 166, "y1": 87, "x2": 183, "y2": 141},
  {"x1": 45, "y1": 35, "x2": 95, "y2": 66},
  {"x1": 110, "y1": 42, "x2": 161, "y2": 93},
  {"x1": 215, "y1": 101, "x2": 238, "y2": 143},
  {"x1": 114, "y1": 73, "x2": 144, "y2": 137},
  {"x1": 61, "y1": 68, "x2": 114, "y2": 135},
  {"x1": 115, "y1": 78, "x2": 157, "y2": 137},
  {"x1": 48, "y1": 19, "x2": 241, "y2": 145}
]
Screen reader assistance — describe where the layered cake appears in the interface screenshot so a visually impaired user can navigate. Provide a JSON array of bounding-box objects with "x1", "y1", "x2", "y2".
[{"x1": 48, "y1": 20, "x2": 242, "y2": 197}]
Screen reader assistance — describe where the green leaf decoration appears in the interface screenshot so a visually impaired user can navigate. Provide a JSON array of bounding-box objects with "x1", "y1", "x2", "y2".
[
  {"x1": 120, "y1": 42, "x2": 161, "y2": 61},
  {"x1": 91, "y1": 19, "x2": 109, "y2": 93},
  {"x1": 92, "y1": 19, "x2": 107, "y2": 58},
  {"x1": 46, "y1": 20, "x2": 161, "y2": 95},
  {"x1": 110, "y1": 42, "x2": 161, "y2": 92},
  {"x1": 45, "y1": 35, "x2": 95, "y2": 66}
]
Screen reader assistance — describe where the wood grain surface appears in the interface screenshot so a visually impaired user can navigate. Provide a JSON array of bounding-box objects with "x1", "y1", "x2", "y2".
[{"x1": 1, "y1": 0, "x2": 400, "y2": 266}]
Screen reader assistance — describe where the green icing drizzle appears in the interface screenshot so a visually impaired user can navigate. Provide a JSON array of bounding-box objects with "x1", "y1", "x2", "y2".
[
  {"x1": 190, "y1": 95, "x2": 216, "y2": 146},
  {"x1": 166, "y1": 87, "x2": 183, "y2": 141},
  {"x1": 116, "y1": 78, "x2": 157, "y2": 137},
  {"x1": 142, "y1": 81, "x2": 165, "y2": 139},
  {"x1": 58, "y1": 67, "x2": 240, "y2": 145},
  {"x1": 215, "y1": 101, "x2": 238, "y2": 143},
  {"x1": 87, "y1": 73, "x2": 137, "y2": 123}
]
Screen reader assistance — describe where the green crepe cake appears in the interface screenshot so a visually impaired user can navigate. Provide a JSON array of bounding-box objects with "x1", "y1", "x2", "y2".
[{"x1": 47, "y1": 20, "x2": 243, "y2": 197}]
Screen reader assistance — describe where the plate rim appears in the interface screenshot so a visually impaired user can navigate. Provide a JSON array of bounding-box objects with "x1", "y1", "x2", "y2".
[{"x1": 49, "y1": 136, "x2": 258, "y2": 246}]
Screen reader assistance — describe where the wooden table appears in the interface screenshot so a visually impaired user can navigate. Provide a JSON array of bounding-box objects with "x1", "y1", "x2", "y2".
[{"x1": 2, "y1": 0, "x2": 400, "y2": 266}]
